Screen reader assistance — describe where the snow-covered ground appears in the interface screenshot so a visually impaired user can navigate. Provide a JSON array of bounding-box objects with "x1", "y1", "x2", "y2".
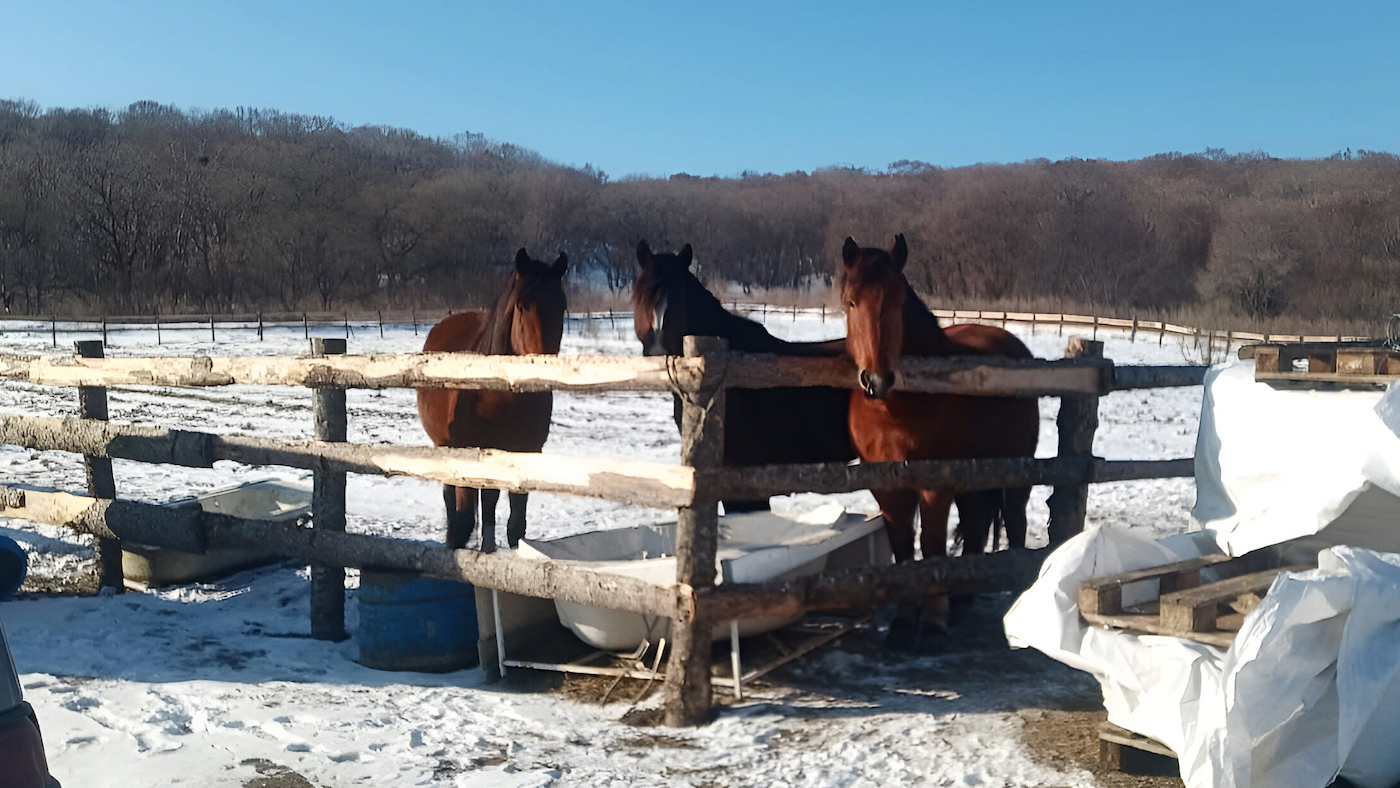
[{"x1": 0, "y1": 311, "x2": 1207, "y2": 787}]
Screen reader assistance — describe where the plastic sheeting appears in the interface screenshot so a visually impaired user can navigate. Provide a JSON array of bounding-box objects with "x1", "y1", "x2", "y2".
[
  {"x1": 1006, "y1": 366, "x2": 1400, "y2": 788},
  {"x1": 1006, "y1": 528, "x2": 1400, "y2": 788},
  {"x1": 1194, "y1": 362, "x2": 1400, "y2": 555}
]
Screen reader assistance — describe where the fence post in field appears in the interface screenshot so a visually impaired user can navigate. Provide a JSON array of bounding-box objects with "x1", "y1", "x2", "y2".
[
  {"x1": 75, "y1": 340, "x2": 123, "y2": 593},
  {"x1": 102, "y1": 315, "x2": 108, "y2": 345},
  {"x1": 209, "y1": 314, "x2": 215, "y2": 343},
  {"x1": 1058, "y1": 314, "x2": 1064, "y2": 337},
  {"x1": 302, "y1": 313, "x2": 308, "y2": 339},
  {"x1": 1047, "y1": 338, "x2": 1103, "y2": 546},
  {"x1": 1092, "y1": 314, "x2": 1099, "y2": 341},
  {"x1": 1159, "y1": 320, "x2": 1166, "y2": 346},
  {"x1": 343, "y1": 312, "x2": 350, "y2": 339},
  {"x1": 258, "y1": 311, "x2": 264, "y2": 341},
  {"x1": 155, "y1": 312, "x2": 161, "y2": 345},
  {"x1": 665, "y1": 335, "x2": 728, "y2": 728},
  {"x1": 50, "y1": 316, "x2": 56, "y2": 348},
  {"x1": 309, "y1": 337, "x2": 349, "y2": 641},
  {"x1": 412, "y1": 308, "x2": 418, "y2": 336},
  {"x1": 1130, "y1": 316, "x2": 1138, "y2": 342},
  {"x1": 378, "y1": 310, "x2": 384, "y2": 338}
]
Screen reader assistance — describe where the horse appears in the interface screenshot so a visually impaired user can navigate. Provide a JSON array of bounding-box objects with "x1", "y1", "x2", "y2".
[
  {"x1": 841, "y1": 234, "x2": 1040, "y2": 563},
  {"x1": 632, "y1": 240, "x2": 854, "y2": 512},
  {"x1": 417, "y1": 247, "x2": 568, "y2": 552}
]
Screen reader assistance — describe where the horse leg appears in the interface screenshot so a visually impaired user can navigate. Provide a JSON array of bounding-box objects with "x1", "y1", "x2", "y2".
[
  {"x1": 479, "y1": 488, "x2": 500, "y2": 553},
  {"x1": 917, "y1": 489, "x2": 956, "y2": 558},
  {"x1": 872, "y1": 489, "x2": 919, "y2": 563},
  {"x1": 444, "y1": 485, "x2": 478, "y2": 550},
  {"x1": 1002, "y1": 486, "x2": 1032, "y2": 549},
  {"x1": 506, "y1": 491, "x2": 528, "y2": 548},
  {"x1": 953, "y1": 490, "x2": 998, "y2": 555}
]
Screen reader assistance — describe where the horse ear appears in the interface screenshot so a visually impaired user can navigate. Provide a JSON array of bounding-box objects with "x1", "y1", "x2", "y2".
[
  {"x1": 891, "y1": 234, "x2": 908, "y2": 271},
  {"x1": 679, "y1": 244, "x2": 693, "y2": 268},
  {"x1": 551, "y1": 252, "x2": 568, "y2": 277},
  {"x1": 636, "y1": 240, "x2": 653, "y2": 269},
  {"x1": 841, "y1": 237, "x2": 860, "y2": 269},
  {"x1": 514, "y1": 247, "x2": 531, "y2": 273}
]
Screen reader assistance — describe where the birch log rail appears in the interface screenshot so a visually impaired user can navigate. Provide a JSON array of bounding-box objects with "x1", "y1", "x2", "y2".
[{"x1": 0, "y1": 350, "x2": 1206, "y2": 397}]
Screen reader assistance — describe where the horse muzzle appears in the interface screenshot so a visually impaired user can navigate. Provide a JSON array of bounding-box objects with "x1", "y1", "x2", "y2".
[{"x1": 858, "y1": 369, "x2": 895, "y2": 399}]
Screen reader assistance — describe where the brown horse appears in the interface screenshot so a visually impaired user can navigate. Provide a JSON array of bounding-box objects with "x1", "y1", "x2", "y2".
[
  {"x1": 842, "y1": 235, "x2": 1039, "y2": 562},
  {"x1": 417, "y1": 247, "x2": 568, "y2": 552},
  {"x1": 632, "y1": 241, "x2": 854, "y2": 512}
]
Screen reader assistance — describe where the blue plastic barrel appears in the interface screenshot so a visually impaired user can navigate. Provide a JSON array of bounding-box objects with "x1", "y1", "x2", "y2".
[
  {"x1": 357, "y1": 569, "x2": 478, "y2": 672},
  {"x1": 0, "y1": 535, "x2": 27, "y2": 600}
]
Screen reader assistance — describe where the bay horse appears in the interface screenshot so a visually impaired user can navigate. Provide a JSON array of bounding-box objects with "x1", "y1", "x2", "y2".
[
  {"x1": 632, "y1": 241, "x2": 854, "y2": 512},
  {"x1": 842, "y1": 235, "x2": 1039, "y2": 563},
  {"x1": 417, "y1": 247, "x2": 568, "y2": 552}
]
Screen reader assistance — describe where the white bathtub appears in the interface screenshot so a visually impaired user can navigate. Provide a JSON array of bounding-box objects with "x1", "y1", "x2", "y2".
[{"x1": 516, "y1": 504, "x2": 890, "y2": 651}]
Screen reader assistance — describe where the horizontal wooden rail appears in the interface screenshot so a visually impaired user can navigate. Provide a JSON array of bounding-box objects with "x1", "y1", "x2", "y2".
[
  {"x1": 0, "y1": 415, "x2": 695, "y2": 509},
  {"x1": 705, "y1": 457, "x2": 1195, "y2": 500},
  {"x1": 0, "y1": 414, "x2": 1195, "y2": 503},
  {"x1": 0, "y1": 351, "x2": 705, "y2": 393},
  {"x1": 1, "y1": 350, "x2": 1202, "y2": 397},
  {"x1": 700, "y1": 548, "x2": 1048, "y2": 621},
  {"x1": 0, "y1": 484, "x2": 688, "y2": 619}
]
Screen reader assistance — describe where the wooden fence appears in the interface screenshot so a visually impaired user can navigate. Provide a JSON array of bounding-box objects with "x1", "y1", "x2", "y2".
[
  {"x1": 0, "y1": 337, "x2": 1207, "y2": 726},
  {"x1": 0, "y1": 306, "x2": 1372, "y2": 348}
]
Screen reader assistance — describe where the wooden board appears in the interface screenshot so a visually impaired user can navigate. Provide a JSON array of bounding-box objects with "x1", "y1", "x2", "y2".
[
  {"x1": 1099, "y1": 721, "x2": 1177, "y2": 773},
  {"x1": 1248, "y1": 341, "x2": 1397, "y2": 387}
]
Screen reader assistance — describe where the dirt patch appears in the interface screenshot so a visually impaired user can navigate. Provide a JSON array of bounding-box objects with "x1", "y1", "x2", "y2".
[
  {"x1": 240, "y1": 758, "x2": 317, "y2": 788},
  {"x1": 1018, "y1": 709, "x2": 1182, "y2": 788}
]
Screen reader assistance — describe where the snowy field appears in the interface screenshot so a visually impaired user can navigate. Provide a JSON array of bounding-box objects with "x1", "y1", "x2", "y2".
[{"x1": 0, "y1": 310, "x2": 1208, "y2": 787}]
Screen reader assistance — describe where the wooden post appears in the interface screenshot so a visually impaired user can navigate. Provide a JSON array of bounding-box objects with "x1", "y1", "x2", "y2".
[
  {"x1": 102, "y1": 315, "x2": 108, "y2": 345},
  {"x1": 344, "y1": 311, "x2": 350, "y2": 338},
  {"x1": 1046, "y1": 338, "x2": 1103, "y2": 547},
  {"x1": 302, "y1": 312, "x2": 308, "y2": 339},
  {"x1": 1130, "y1": 316, "x2": 1138, "y2": 342},
  {"x1": 1092, "y1": 314, "x2": 1099, "y2": 341},
  {"x1": 258, "y1": 311, "x2": 264, "y2": 341},
  {"x1": 1058, "y1": 314, "x2": 1064, "y2": 336},
  {"x1": 51, "y1": 315, "x2": 57, "y2": 347},
  {"x1": 1159, "y1": 319, "x2": 1166, "y2": 346},
  {"x1": 75, "y1": 340, "x2": 123, "y2": 593},
  {"x1": 209, "y1": 314, "x2": 215, "y2": 343},
  {"x1": 155, "y1": 312, "x2": 161, "y2": 345},
  {"x1": 665, "y1": 335, "x2": 728, "y2": 728},
  {"x1": 412, "y1": 308, "x2": 418, "y2": 336},
  {"x1": 378, "y1": 309, "x2": 384, "y2": 338},
  {"x1": 310, "y1": 337, "x2": 348, "y2": 641}
]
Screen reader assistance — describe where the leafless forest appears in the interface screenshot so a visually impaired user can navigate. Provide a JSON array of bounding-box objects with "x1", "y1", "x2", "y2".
[{"x1": 1, "y1": 99, "x2": 1397, "y2": 331}]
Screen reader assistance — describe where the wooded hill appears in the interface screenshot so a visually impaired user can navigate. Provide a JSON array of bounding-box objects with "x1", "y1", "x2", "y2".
[{"x1": 1, "y1": 99, "x2": 1397, "y2": 328}]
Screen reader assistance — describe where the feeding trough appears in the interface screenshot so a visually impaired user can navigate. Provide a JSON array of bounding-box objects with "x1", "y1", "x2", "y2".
[
  {"x1": 516, "y1": 504, "x2": 889, "y2": 652},
  {"x1": 122, "y1": 478, "x2": 312, "y2": 589}
]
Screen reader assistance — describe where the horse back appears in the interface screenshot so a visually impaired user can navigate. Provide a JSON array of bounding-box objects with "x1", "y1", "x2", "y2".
[
  {"x1": 943, "y1": 323, "x2": 1033, "y2": 359},
  {"x1": 422, "y1": 311, "x2": 489, "y2": 353}
]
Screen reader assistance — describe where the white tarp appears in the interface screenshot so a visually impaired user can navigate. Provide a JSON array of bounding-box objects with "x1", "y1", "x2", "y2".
[
  {"x1": 1194, "y1": 362, "x2": 1400, "y2": 555},
  {"x1": 1005, "y1": 365, "x2": 1400, "y2": 788}
]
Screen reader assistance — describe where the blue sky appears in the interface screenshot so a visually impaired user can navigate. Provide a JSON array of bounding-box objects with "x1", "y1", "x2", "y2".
[{"x1": 3, "y1": 1, "x2": 1396, "y2": 177}]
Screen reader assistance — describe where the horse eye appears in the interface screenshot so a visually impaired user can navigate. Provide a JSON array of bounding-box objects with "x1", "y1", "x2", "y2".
[{"x1": 845, "y1": 301, "x2": 855, "y2": 309}]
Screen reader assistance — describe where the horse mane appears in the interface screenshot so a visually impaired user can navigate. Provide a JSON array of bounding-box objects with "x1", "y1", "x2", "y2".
[
  {"x1": 476, "y1": 274, "x2": 521, "y2": 354},
  {"x1": 900, "y1": 282, "x2": 956, "y2": 356}
]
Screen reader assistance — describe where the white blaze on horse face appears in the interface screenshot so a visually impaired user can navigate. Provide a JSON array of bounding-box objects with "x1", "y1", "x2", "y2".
[{"x1": 645, "y1": 295, "x2": 669, "y2": 355}]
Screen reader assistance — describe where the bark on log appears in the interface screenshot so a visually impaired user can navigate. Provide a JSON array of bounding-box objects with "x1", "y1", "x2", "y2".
[
  {"x1": 0, "y1": 414, "x2": 696, "y2": 508},
  {"x1": 310, "y1": 338, "x2": 348, "y2": 642},
  {"x1": 699, "y1": 549, "x2": 1047, "y2": 622},
  {"x1": 705, "y1": 456, "x2": 1195, "y2": 499},
  {"x1": 1048, "y1": 339, "x2": 1103, "y2": 546},
  {"x1": 75, "y1": 340, "x2": 123, "y2": 592},
  {"x1": 0, "y1": 484, "x2": 685, "y2": 619},
  {"x1": 1111, "y1": 365, "x2": 1208, "y2": 390},
  {"x1": 0, "y1": 351, "x2": 706, "y2": 393},
  {"x1": 724, "y1": 353, "x2": 1108, "y2": 397}
]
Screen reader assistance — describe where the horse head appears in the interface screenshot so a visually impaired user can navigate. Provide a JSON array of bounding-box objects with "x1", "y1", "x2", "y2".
[
  {"x1": 841, "y1": 234, "x2": 909, "y2": 399},
  {"x1": 633, "y1": 240, "x2": 697, "y2": 356},
  {"x1": 501, "y1": 247, "x2": 568, "y2": 355}
]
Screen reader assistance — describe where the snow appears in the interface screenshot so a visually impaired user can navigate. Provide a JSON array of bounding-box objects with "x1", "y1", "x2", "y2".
[{"x1": 0, "y1": 310, "x2": 1207, "y2": 786}]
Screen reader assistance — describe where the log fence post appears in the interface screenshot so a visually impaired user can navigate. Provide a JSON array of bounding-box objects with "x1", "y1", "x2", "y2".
[
  {"x1": 1046, "y1": 338, "x2": 1103, "y2": 547},
  {"x1": 209, "y1": 314, "x2": 215, "y2": 343},
  {"x1": 310, "y1": 337, "x2": 349, "y2": 641},
  {"x1": 664, "y1": 335, "x2": 727, "y2": 727},
  {"x1": 258, "y1": 311, "x2": 264, "y2": 341},
  {"x1": 75, "y1": 340, "x2": 123, "y2": 593},
  {"x1": 155, "y1": 312, "x2": 161, "y2": 345}
]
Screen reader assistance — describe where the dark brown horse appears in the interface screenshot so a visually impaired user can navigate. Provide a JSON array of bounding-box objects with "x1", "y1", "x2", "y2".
[
  {"x1": 632, "y1": 241, "x2": 853, "y2": 512},
  {"x1": 842, "y1": 235, "x2": 1039, "y2": 562},
  {"x1": 417, "y1": 248, "x2": 568, "y2": 552}
]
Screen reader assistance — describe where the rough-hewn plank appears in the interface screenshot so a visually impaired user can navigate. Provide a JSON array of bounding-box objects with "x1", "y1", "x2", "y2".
[
  {"x1": 1080, "y1": 611, "x2": 1237, "y2": 649},
  {"x1": 1111, "y1": 365, "x2": 1208, "y2": 390},
  {"x1": 724, "y1": 353, "x2": 1108, "y2": 397},
  {"x1": 1159, "y1": 566, "x2": 1307, "y2": 633}
]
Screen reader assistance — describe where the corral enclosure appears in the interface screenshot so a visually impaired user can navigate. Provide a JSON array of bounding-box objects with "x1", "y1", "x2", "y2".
[{"x1": 0, "y1": 310, "x2": 1208, "y2": 786}]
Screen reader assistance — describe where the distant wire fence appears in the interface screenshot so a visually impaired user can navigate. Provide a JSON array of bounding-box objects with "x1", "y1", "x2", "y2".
[{"x1": 0, "y1": 305, "x2": 1373, "y2": 351}]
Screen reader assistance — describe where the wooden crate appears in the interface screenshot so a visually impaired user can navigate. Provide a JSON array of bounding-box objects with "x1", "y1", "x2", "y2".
[
  {"x1": 1078, "y1": 554, "x2": 1312, "y2": 648},
  {"x1": 1099, "y1": 722, "x2": 1178, "y2": 774},
  {"x1": 1246, "y1": 341, "x2": 1399, "y2": 387}
]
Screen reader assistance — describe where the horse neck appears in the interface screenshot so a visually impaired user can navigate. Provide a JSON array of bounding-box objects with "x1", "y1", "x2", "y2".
[
  {"x1": 899, "y1": 284, "x2": 956, "y2": 357},
  {"x1": 478, "y1": 288, "x2": 518, "y2": 355}
]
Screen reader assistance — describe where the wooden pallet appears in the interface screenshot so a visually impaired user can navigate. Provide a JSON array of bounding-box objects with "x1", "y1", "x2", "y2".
[
  {"x1": 1079, "y1": 554, "x2": 1311, "y2": 648},
  {"x1": 1099, "y1": 722, "x2": 1178, "y2": 773},
  {"x1": 1246, "y1": 341, "x2": 1399, "y2": 387}
]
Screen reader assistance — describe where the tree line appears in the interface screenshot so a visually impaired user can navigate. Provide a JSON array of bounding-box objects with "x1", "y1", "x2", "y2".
[{"x1": 2, "y1": 98, "x2": 1398, "y2": 328}]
